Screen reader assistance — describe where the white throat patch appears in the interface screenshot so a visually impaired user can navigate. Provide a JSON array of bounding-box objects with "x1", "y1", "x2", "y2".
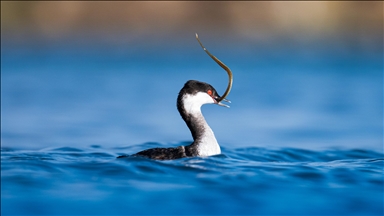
[{"x1": 182, "y1": 92, "x2": 215, "y2": 115}]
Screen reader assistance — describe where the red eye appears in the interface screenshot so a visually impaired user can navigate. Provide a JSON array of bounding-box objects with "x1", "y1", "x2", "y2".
[{"x1": 207, "y1": 90, "x2": 212, "y2": 95}]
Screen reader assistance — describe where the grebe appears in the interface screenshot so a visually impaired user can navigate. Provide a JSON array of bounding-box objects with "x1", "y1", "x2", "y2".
[{"x1": 118, "y1": 34, "x2": 233, "y2": 160}]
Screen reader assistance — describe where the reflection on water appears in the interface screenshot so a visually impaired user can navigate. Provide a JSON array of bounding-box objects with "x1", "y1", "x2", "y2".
[{"x1": 1, "y1": 145, "x2": 383, "y2": 215}]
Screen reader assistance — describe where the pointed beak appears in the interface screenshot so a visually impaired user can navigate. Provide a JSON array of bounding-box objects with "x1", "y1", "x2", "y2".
[{"x1": 213, "y1": 96, "x2": 231, "y2": 108}]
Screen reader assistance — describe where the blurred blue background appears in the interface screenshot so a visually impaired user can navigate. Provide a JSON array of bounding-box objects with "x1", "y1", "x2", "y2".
[
  {"x1": 1, "y1": 1, "x2": 383, "y2": 150},
  {"x1": 2, "y1": 2, "x2": 383, "y2": 216}
]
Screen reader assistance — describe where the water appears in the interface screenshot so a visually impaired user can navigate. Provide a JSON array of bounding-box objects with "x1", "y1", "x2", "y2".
[
  {"x1": 2, "y1": 145, "x2": 383, "y2": 215},
  {"x1": 1, "y1": 38, "x2": 383, "y2": 215}
]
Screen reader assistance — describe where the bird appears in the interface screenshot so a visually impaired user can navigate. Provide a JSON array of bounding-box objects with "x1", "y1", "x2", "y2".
[{"x1": 118, "y1": 34, "x2": 233, "y2": 160}]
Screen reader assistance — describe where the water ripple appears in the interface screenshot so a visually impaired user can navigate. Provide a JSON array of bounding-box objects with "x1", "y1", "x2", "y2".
[{"x1": 1, "y1": 144, "x2": 383, "y2": 215}]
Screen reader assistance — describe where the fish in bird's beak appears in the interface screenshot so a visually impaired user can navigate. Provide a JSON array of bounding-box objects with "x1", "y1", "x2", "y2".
[{"x1": 196, "y1": 33, "x2": 233, "y2": 106}]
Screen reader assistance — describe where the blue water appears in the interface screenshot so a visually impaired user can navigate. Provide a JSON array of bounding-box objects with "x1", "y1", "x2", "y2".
[
  {"x1": 1, "y1": 145, "x2": 383, "y2": 215},
  {"x1": 1, "y1": 37, "x2": 383, "y2": 215}
]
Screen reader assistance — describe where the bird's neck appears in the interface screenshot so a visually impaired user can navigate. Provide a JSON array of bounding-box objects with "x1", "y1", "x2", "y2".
[
  {"x1": 177, "y1": 94, "x2": 221, "y2": 156},
  {"x1": 188, "y1": 113, "x2": 220, "y2": 156}
]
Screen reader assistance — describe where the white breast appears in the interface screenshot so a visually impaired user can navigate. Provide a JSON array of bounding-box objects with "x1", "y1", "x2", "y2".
[{"x1": 197, "y1": 127, "x2": 221, "y2": 156}]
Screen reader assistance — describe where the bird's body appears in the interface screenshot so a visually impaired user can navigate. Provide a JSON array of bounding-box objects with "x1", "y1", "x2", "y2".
[{"x1": 129, "y1": 80, "x2": 223, "y2": 160}]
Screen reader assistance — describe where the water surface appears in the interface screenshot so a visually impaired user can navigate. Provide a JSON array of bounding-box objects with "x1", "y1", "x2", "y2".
[{"x1": 2, "y1": 145, "x2": 383, "y2": 215}]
